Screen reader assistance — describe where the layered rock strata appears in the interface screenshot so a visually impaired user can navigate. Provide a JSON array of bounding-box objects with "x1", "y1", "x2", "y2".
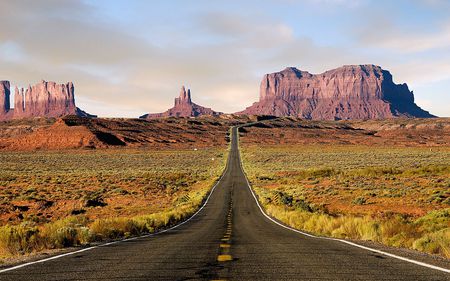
[
  {"x1": 238, "y1": 65, "x2": 434, "y2": 119},
  {"x1": 0, "y1": 80, "x2": 95, "y2": 120}
]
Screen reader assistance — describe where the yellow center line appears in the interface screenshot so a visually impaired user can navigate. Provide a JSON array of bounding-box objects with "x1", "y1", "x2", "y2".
[
  {"x1": 217, "y1": 254, "x2": 233, "y2": 262},
  {"x1": 216, "y1": 201, "x2": 234, "y2": 266}
]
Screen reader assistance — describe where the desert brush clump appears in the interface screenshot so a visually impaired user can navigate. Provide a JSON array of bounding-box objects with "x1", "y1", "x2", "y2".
[{"x1": 242, "y1": 144, "x2": 450, "y2": 258}]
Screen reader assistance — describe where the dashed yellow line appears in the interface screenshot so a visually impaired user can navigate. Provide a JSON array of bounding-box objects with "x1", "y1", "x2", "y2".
[
  {"x1": 217, "y1": 254, "x2": 233, "y2": 262},
  {"x1": 217, "y1": 198, "x2": 234, "y2": 265}
]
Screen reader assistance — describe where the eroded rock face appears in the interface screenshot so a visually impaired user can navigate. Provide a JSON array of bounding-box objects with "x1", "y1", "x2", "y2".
[
  {"x1": 0, "y1": 80, "x2": 95, "y2": 120},
  {"x1": 141, "y1": 86, "x2": 221, "y2": 119},
  {"x1": 238, "y1": 65, "x2": 434, "y2": 120},
  {"x1": 0, "y1": 81, "x2": 13, "y2": 120}
]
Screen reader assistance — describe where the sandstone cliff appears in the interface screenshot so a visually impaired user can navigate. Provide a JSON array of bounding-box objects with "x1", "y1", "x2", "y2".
[
  {"x1": 0, "y1": 80, "x2": 95, "y2": 120},
  {"x1": 141, "y1": 86, "x2": 221, "y2": 119},
  {"x1": 0, "y1": 81, "x2": 11, "y2": 114},
  {"x1": 238, "y1": 65, "x2": 434, "y2": 120}
]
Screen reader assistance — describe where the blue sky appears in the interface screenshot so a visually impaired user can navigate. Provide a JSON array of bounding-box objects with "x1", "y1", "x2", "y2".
[{"x1": 0, "y1": 0, "x2": 449, "y2": 117}]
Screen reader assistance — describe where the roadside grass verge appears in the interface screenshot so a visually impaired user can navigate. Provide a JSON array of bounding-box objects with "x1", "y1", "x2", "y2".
[
  {"x1": 258, "y1": 189, "x2": 450, "y2": 257},
  {"x1": 242, "y1": 144, "x2": 450, "y2": 258},
  {"x1": 0, "y1": 146, "x2": 228, "y2": 261},
  {"x1": 0, "y1": 187, "x2": 210, "y2": 259}
]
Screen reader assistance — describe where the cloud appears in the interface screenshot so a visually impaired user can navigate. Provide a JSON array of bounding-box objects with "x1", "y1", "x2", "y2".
[
  {"x1": 356, "y1": 19, "x2": 450, "y2": 53},
  {"x1": 275, "y1": 0, "x2": 366, "y2": 7},
  {"x1": 199, "y1": 12, "x2": 295, "y2": 48},
  {"x1": 306, "y1": 0, "x2": 366, "y2": 7},
  {"x1": 0, "y1": 0, "x2": 448, "y2": 117},
  {"x1": 1, "y1": 1, "x2": 343, "y2": 116}
]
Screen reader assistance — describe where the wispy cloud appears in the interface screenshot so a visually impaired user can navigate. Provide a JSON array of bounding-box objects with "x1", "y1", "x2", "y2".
[{"x1": 356, "y1": 19, "x2": 450, "y2": 53}]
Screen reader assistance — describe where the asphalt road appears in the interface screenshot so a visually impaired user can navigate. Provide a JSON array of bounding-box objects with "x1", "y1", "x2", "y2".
[{"x1": 1, "y1": 127, "x2": 449, "y2": 281}]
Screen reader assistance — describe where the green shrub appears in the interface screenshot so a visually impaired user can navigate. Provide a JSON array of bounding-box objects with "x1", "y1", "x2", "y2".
[{"x1": 352, "y1": 197, "x2": 367, "y2": 205}]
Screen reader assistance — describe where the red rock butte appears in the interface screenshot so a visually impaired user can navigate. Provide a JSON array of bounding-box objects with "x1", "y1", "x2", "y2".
[
  {"x1": 238, "y1": 65, "x2": 434, "y2": 120},
  {"x1": 141, "y1": 86, "x2": 222, "y2": 119},
  {"x1": 0, "y1": 80, "x2": 94, "y2": 120}
]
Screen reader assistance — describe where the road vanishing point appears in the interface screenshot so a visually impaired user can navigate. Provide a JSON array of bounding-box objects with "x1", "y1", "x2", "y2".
[{"x1": 1, "y1": 127, "x2": 449, "y2": 281}]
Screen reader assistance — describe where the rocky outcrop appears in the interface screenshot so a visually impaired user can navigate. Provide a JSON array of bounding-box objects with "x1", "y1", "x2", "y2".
[
  {"x1": 0, "y1": 81, "x2": 11, "y2": 114},
  {"x1": 141, "y1": 86, "x2": 221, "y2": 119},
  {"x1": 238, "y1": 65, "x2": 434, "y2": 120},
  {"x1": 0, "y1": 80, "x2": 95, "y2": 121}
]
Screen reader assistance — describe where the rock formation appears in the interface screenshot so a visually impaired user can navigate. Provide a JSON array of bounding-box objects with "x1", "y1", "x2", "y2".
[
  {"x1": 0, "y1": 80, "x2": 95, "y2": 121},
  {"x1": 0, "y1": 81, "x2": 11, "y2": 114},
  {"x1": 141, "y1": 86, "x2": 221, "y2": 119},
  {"x1": 238, "y1": 65, "x2": 434, "y2": 120}
]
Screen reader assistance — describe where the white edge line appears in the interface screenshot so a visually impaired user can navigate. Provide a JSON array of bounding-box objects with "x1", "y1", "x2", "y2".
[
  {"x1": 0, "y1": 143, "x2": 232, "y2": 274},
  {"x1": 234, "y1": 126, "x2": 450, "y2": 274}
]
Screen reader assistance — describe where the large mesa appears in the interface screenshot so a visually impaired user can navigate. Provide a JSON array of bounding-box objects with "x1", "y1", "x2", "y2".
[
  {"x1": 238, "y1": 65, "x2": 434, "y2": 120},
  {"x1": 0, "y1": 80, "x2": 95, "y2": 120}
]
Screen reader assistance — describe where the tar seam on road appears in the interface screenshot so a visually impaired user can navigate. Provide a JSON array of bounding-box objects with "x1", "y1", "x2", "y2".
[
  {"x1": 234, "y1": 126, "x2": 450, "y2": 274},
  {"x1": 0, "y1": 135, "x2": 234, "y2": 274}
]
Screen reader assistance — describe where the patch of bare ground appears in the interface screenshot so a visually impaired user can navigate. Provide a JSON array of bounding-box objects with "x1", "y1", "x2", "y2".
[
  {"x1": 0, "y1": 115, "x2": 258, "y2": 151},
  {"x1": 239, "y1": 117, "x2": 450, "y2": 147}
]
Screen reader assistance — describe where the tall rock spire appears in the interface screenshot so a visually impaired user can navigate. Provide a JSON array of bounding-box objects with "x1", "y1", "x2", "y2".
[
  {"x1": 0, "y1": 81, "x2": 11, "y2": 114},
  {"x1": 175, "y1": 86, "x2": 192, "y2": 106},
  {"x1": 141, "y1": 86, "x2": 221, "y2": 119},
  {"x1": 14, "y1": 86, "x2": 24, "y2": 114}
]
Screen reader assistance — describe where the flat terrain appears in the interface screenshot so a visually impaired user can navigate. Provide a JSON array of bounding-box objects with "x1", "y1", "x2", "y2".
[
  {"x1": 239, "y1": 117, "x2": 450, "y2": 147},
  {"x1": 0, "y1": 147, "x2": 227, "y2": 259},
  {"x1": 240, "y1": 137, "x2": 450, "y2": 258},
  {"x1": 0, "y1": 127, "x2": 448, "y2": 280},
  {"x1": 241, "y1": 145, "x2": 450, "y2": 217},
  {"x1": 0, "y1": 115, "x2": 251, "y2": 150},
  {"x1": 0, "y1": 117, "x2": 449, "y2": 279}
]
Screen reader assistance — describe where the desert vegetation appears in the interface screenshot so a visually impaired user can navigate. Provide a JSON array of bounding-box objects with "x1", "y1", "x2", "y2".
[
  {"x1": 0, "y1": 147, "x2": 227, "y2": 261},
  {"x1": 241, "y1": 144, "x2": 450, "y2": 258}
]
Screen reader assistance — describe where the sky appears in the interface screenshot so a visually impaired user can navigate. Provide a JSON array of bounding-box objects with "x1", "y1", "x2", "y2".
[{"x1": 0, "y1": 0, "x2": 449, "y2": 117}]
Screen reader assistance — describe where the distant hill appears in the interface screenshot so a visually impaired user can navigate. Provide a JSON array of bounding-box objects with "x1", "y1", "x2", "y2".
[
  {"x1": 140, "y1": 86, "x2": 221, "y2": 119},
  {"x1": 0, "y1": 116, "x2": 448, "y2": 151},
  {"x1": 237, "y1": 65, "x2": 434, "y2": 120}
]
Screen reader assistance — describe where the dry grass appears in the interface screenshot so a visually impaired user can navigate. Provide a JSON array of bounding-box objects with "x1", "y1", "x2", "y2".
[
  {"x1": 241, "y1": 144, "x2": 450, "y2": 258},
  {"x1": 0, "y1": 147, "x2": 227, "y2": 260}
]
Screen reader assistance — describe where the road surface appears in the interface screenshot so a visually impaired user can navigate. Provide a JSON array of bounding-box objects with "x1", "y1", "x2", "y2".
[{"x1": 1, "y1": 127, "x2": 448, "y2": 280}]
